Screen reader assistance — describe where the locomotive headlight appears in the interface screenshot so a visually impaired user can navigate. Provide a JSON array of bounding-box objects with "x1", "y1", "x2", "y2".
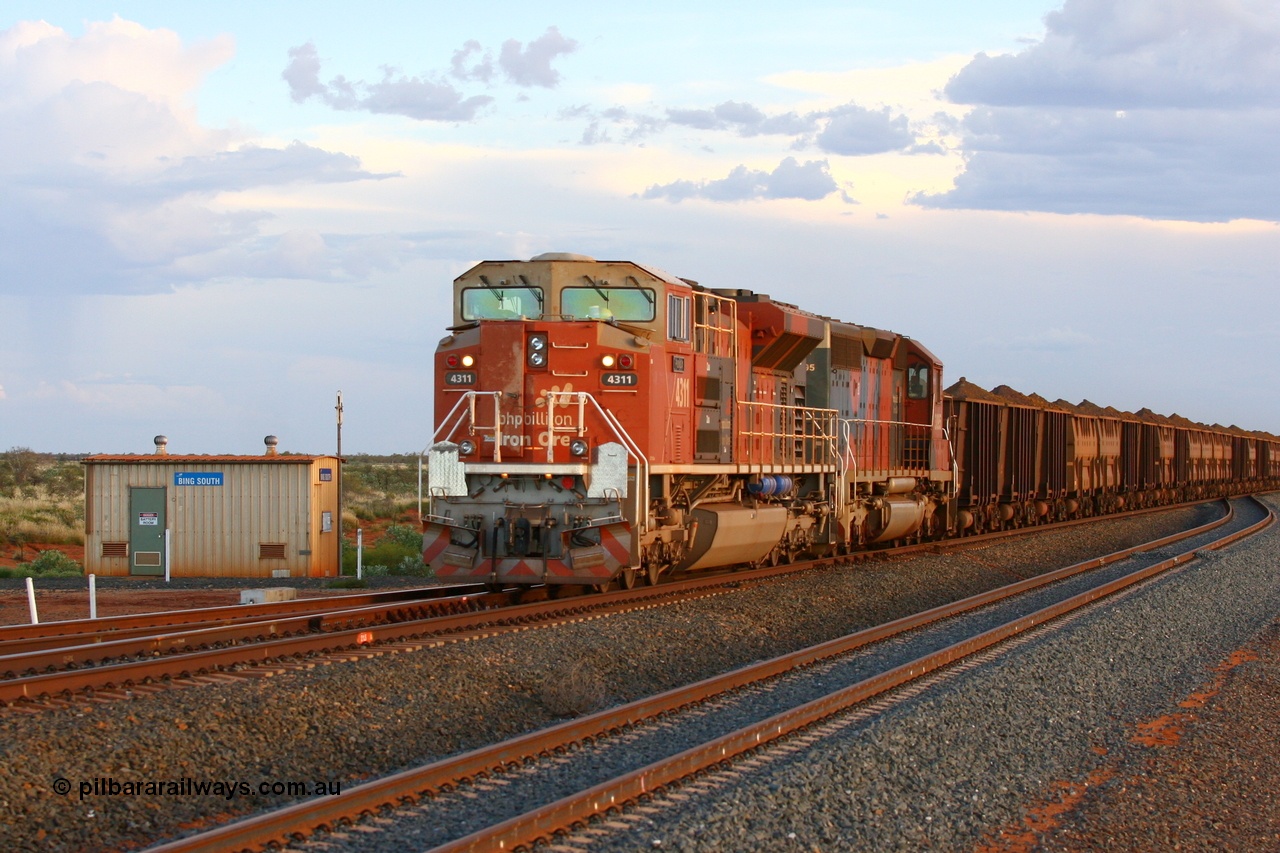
[
  {"x1": 601, "y1": 354, "x2": 616, "y2": 368},
  {"x1": 459, "y1": 439, "x2": 476, "y2": 456},
  {"x1": 570, "y1": 439, "x2": 589, "y2": 457},
  {"x1": 461, "y1": 354, "x2": 474, "y2": 367},
  {"x1": 527, "y1": 334, "x2": 548, "y2": 368}
]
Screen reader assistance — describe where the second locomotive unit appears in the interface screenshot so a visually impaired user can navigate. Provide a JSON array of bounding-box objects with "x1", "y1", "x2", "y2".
[{"x1": 424, "y1": 252, "x2": 951, "y2": 589}]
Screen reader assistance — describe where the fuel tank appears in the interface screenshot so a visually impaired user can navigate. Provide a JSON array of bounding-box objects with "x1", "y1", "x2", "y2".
[
  {"x1": 865, "y1": 495, "x2": 926, "y2": 544},
  {"x1": 675, "y1": 503, "x2": 788, "y2": 571}
]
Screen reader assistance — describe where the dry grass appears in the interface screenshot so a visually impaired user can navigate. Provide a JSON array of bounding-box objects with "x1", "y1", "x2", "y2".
[
  {"x1": 538, "y1": 659, "x2": 608, "y2": 717},
  {"x1": 0, "y1": 494, "x2": 83, "y2": 546}
]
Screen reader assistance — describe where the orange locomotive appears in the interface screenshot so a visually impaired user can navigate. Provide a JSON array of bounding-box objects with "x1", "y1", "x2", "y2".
[
  {"x1": 424, "y1": 252, "x2": 952, "y2": 589},
  {"x1": 423, "y1": 253, "x2": 1280, "y2": 590}
]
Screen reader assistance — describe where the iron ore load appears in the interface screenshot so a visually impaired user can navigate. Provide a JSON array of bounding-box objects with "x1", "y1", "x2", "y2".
[{"x1": 423, "y1": 253, "x2": 1279, "y2": 589}]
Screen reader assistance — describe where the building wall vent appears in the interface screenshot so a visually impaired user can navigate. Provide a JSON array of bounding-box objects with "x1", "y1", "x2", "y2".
[{"x1": 258, "y1": 542, "x2": 287, "y2": 560}]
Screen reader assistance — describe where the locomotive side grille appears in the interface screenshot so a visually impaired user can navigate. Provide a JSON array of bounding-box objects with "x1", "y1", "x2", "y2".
[
  {"x1": 829, "y1": 335, "x2": 860, "y2": 370},
  {"x1": 696, "y1": 429, "x2": 720, "y2": 455},
  {"x1": 697, "y1": 376, "x2": 721, "y2": 405}
]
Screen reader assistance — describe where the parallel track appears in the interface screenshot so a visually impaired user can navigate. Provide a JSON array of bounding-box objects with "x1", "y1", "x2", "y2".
[
  {"x1": 1, "y1": 498, "x2": 1232, "y2": 708},
  {"x1": 143, "y1": 496, "x2": 1273, "y2": 853}
]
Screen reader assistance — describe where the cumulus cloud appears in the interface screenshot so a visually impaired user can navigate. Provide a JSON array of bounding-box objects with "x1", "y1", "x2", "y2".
[
  {"x1": 948, "y1": 0, "x2": 1280, "y2": 109},
  {"x1": 815, "y1": 103, "x2": 915, "y2": 155},
  {"x1": 498, "y1": 26, "x2": 578, "y2": 88},
  {"x1": 575, "y1": 98, "x2": 917, "y2": 157},
  {"x1": 450, "y1": 40, "x2": 494, "y2": 84},
  {"x1": 666, "y1": 101, "x2": 815, "y2": 137},
  {"x1": 0, "y1": 19, "x2": 393, "y2": 295},
  {"x1": 919, "y1": 0, "x2": 1280, "y2": 221},
  {"x1": 285, "y1": 27, "x2": 576, "y2": 121},
  {"x1": 641, "y1": 158, "x2": 843, "y2": 203},
  {"x1": 283, "y1": 43, "x2": 492, "y2": 121}
]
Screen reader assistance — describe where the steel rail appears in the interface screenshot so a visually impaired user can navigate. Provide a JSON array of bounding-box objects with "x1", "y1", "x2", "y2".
[
  {"x1": 2, "y1": 496, "x2": 1242, "y2": 705},
  {"x1": 434, "y1": 497, "x2": 1275, "y2": 852},
  {"x1": 0, "y1": 583, "x2": 486, "y2": 649},
  {"x1": 141, "y1": 497, "x2": 1268, "y2": 853},
  {"x1": 0, "y1": 589, "x2": 512, "y2": 674},
  {"x1": 0, "y1": 572, "x2": 751, "y2": 703},
  {"x1": 4, "y1": 492, "x2": 1236, "y2": 658}
]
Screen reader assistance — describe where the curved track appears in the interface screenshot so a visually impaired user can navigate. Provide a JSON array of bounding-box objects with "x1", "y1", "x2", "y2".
[
  {"x1": 1, "y1": 499, "x2": 1235, "y2": 709},
  {"x1": 141, "y1": 496, "x2": 1273, "y2": 852}
]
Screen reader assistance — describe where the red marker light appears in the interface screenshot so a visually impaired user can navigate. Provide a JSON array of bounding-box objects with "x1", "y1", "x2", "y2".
[
  {"x1": 618, "y1": 354, "x2": 635, "y2": 369},
  {"x1": 445, "y1": 354, "x2": 459, "y2": 368}
]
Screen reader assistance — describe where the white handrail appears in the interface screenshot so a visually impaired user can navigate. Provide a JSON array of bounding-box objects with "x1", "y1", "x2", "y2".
[
  {"x1": 418, "y1": 391, "x2": 501, "y2": 519},
  {"x1": 546, "y1": 390, "x2": 649, "y2": 537}
]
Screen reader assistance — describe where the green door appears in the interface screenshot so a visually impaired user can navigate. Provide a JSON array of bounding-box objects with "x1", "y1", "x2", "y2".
[{"x1": 129, "y1": 487, "x2": 166, "y2": 576}]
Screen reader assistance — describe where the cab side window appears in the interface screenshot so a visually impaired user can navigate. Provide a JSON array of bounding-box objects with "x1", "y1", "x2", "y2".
[
  {"x1": 907, "y1": 364, "x2": 929, "y2": 399},
  {"x1": 668, "y1": 294, "x2": 691, "y2": 342}
]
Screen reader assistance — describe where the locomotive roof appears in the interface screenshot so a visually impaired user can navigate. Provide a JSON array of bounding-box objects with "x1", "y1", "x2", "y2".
[{"x1": 456, "y1": 254, "x2": 689, "y2": 287}]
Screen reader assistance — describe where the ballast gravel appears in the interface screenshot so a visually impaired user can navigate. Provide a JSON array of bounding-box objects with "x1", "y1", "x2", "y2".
[
  {"x1": 0, "y1": 501, "x2": 1273, "y2": 852},
  {"x1": 588, "y1": 497, "x2": 1280, "y2": 852}
]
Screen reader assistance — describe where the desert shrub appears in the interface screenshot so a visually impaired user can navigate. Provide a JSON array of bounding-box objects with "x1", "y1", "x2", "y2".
[
  {"x1": 0, "y1": 447, "x2": 40, "y2": 496},
  {"x1": 39, "y1": 462, "x2": 84, "y2": 500},
  {"x1": 343, "y1": 526, "x2": 424, "y2": 574},
  {"x1": 388, "y1": 554, "x2": 433, "y2": 578},
  {"x1": 381, "y1": 524, "x2": 423, "y2": 550},
  {"x1": 27, "y1": 550, "x2": 83, "y2": 577}
]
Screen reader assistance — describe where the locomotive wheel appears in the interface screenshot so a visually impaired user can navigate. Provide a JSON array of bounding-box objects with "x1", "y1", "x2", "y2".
[
  {"x1": 645, "y1": 561, "x2": 661, "y2": 586},
  {"x1": 619, "y1": 567, "x2": 638, "y2": 590}
]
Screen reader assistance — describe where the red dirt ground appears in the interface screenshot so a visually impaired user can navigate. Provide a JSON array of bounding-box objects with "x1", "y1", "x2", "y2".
[
  {"x1": 0, "y1": 542, "x2": 85, "y2": 569},
  {"x1": 0, "y1": 542, "x2": 366, "y2": 626},
  {"x1": 0, "y1": 588, "x2": 247, "y2": 626}
]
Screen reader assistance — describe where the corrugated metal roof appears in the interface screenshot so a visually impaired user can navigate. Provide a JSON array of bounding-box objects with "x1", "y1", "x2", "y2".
[{"x1": 83, "y1": 455, "x2": 335, "y2": 463}]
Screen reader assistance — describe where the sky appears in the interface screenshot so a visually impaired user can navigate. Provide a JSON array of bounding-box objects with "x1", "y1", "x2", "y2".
[{"x1": 1, "y1": 0, "x2": 1277, "y2": 455}]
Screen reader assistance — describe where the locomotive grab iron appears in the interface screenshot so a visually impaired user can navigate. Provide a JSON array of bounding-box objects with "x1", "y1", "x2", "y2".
[{"x1": 423, "y1": 252, "x2": 1279, "y2": 589}]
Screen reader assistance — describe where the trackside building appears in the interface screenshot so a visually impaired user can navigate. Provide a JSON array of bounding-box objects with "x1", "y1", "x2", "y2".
[{"x1": 83, "y1": 436, "x2": 341, "y2": 578}]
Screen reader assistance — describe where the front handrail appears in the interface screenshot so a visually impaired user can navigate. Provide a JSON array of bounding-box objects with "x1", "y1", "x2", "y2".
[
  {"x1": 546, "y1": 390, "x2": 648, "y2": 537},
  {"x1": 418, "y1": 391, "x2": 502, "y2": 519}
]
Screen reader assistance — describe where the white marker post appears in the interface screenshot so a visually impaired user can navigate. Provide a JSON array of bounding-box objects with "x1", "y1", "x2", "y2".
[
  {"x1": 357, "y1": 528, "x2": 364, "y2": 580},
  {"x1": 89, "y1": 574, "x2": 97, "y2": 620},
  {"x1": 164, "y1": 529, "x2": 171, "y2": 583},
  {"x1": 25, "y1": 577, "x2": 38, "y2": 625}
]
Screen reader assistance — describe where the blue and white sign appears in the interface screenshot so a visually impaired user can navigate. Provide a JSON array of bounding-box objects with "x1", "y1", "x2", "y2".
[{"x1": 175, "y1": 472, "x2": 224, "y2": 486}]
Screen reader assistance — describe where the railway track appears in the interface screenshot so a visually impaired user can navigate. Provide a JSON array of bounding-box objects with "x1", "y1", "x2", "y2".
[
  {"x1": 142, "y1": 496, "x2": 1273, "y2": 852},
  {"x1": 0, "y1": 499, "x2": 1231, "y2": 710}
]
